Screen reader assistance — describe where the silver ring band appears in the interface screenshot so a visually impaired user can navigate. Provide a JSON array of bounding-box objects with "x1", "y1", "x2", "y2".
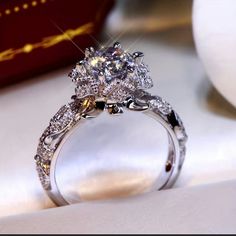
[{"x1": 35, "y1": 92, "x2": 187, "y2": 205}]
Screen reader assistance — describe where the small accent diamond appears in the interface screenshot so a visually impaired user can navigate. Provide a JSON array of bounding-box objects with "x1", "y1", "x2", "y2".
[
  {"x1": 149, "y1": 97, "x2": 172, "y2": 115},
  {"x1": 68, "y1": 68, "x2": 79, "y2": 82},
  {"x1": 50, "y1": 104, "x2": 74, "y2": 133},
  {"x1": 36, "y1": 165, "x2": 50, "y2": 190},
  {"x1": 37, "y1": 142, "x2": 54, "y2": 160}
]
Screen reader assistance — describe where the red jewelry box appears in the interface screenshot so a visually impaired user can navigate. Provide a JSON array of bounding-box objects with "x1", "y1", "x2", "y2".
[{"x1": 0, "y1": 0, "x2": 114, "y2": 87}]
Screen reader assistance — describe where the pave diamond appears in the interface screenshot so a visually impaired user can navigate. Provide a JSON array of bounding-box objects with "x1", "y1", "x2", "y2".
[
  {"x1": 35, "y1": 100, "x2": 83, "y2": 191},
  {"x1": 69, "y1": 42, "x2": 153, "y2": 102},
  {"x1": 136, "y1": 63, "x2": 153, "y2": 89},
  {"x1": 37, "y1": 142, "x2": 54, "y2": 160},
  {"x1": 36, "y1": 165, "x2": 50, "y2": 190},
  {"x1": 149, "y1": 97, "x2": 172, "y2": 115},
  {"x1": 68, "y1": 68, "x2": 79, "y2": 82},
  {"x1": 49, "y1": 104, "x2": 74, "y2": 133}
]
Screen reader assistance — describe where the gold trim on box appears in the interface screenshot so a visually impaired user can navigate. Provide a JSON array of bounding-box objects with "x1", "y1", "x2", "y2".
[
  {"x1": 0, "y1": 0, "x2": 48, "y2": 18},
  {"x1": 0, "y1": 22, "x2": 94, "y2": 62}
]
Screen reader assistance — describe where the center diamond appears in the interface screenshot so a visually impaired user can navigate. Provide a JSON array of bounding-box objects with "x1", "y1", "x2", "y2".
[
  {"x1": 87, "y1": 46, "x2": 131, "y2": 82},
  {"x1": 69, "y1": 42, "x2": 153, "y2": 102}
]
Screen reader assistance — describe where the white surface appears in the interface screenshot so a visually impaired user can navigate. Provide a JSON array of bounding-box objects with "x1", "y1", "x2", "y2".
[
  {"x1": 193, "y1": 0, "x2": 236, "y2": 108},
  {"x1": 0, "y1": 31, "x2": 236, "y2": 218},
  {"x1": 0, "y1": 180, "x2": 235, "y2": 234},
  {"x1": 56, "y1": 110, "x2": 169, "y2": 203}
]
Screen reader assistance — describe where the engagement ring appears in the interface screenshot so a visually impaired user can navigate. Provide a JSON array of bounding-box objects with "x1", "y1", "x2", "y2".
[{"x1": 35, "y1": 42, "x2": 187, "y2": 205}]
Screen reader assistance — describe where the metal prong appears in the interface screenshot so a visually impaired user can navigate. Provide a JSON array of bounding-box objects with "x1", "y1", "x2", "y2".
[
  {"x1": 77, "y1": 60, "x2": 84, "y2": 66},
  {"x1": 132, "y1": 52, "x2": 144, "y2": 62},
  {"x1": 85, "y1": 47, "x2": 94, "y2": 57},
  {"x1": 133, "y1": 51, "x2": 144, "y2": 58},
  {"x1": 126, "y1": 98, "x2": 149, "y2": 111},
  {"x1": 71, "y1": 95, "x2": 77, "y2": 100},
  {"x1": 113, "y1": 42, "x2": 121, "y2": 49},
  {"x1": 85, "y1": 48, "x2": 90, "y2": 57},
  {"x1": 132, "y1": 51, "x2": 144, "y2": 63},
  {"x1": 89, "y1": 46, "x2": 95, "y2": 52}
]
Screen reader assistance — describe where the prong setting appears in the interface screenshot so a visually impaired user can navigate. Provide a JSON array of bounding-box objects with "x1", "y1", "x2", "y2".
[
  {"x1": 132, "y1": 51, "x2": 144, "y2": 58},
  {"x1": 113, "y1": 42, "x2": 121, "y2": 49},
  {"x1": 85, "y1": 47, "x2": 95, "y2": 58},
  {"x1": 133, "y1": 51, "x2": 144, "y2": 63},
  {"x1": 69, "y1": 43, "x2": 153, "y2": 102}
]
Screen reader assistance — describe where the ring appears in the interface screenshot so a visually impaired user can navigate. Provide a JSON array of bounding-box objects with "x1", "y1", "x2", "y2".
[{"x1": 34, "y1": 42, "x2": 188, "y2": 206}]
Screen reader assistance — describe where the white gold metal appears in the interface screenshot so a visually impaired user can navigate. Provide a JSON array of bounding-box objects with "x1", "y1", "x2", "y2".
[{"x1": 35, "y1": 43, "x2": 187, "y2": 206}]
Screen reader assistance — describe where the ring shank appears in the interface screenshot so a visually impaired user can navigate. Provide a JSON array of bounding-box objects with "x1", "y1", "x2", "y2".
[
  {"x1": 35, "y1": 95, "x2": 187, "y2": 206},
  {"x1": 145, "y1": 110, "x2": 180, "y2": 190}
]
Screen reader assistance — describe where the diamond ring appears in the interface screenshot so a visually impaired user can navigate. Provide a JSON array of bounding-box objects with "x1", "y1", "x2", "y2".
[{"x1": 35, "y1": 42, "x2": 187, "y2": 205}]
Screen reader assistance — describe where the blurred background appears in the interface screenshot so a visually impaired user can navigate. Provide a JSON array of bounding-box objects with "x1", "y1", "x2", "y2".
[
  {"x1": 0, "y1": 0, "x2": 192, "y2": 86},
  {"x1": 0, "y1": 0, "x2": 236, "y2": 218}
]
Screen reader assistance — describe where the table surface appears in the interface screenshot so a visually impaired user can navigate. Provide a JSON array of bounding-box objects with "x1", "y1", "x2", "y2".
[
  {"x1": 1, "y1": 180, "x2": 235, "y2": 234},
  {"x1": 0, "y1": 27, "x2": 236, "y2": 218}
]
